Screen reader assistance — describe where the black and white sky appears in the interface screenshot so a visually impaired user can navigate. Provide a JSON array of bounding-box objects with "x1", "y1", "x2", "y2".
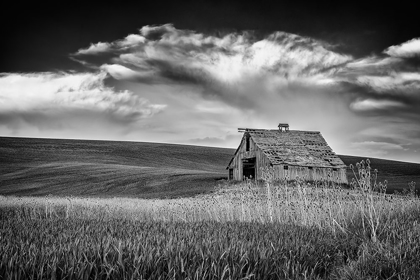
[{"x1": 1, "y1": 1, "x2": 420, "y2": 163}]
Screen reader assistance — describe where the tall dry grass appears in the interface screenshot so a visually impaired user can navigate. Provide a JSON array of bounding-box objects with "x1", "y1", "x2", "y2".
[
  {"x1": 1, "y1": 159, "x2": 419, "y2": 279},
  {"x1": 1, "y1": 159, "x2": 418, "y2": 233}
]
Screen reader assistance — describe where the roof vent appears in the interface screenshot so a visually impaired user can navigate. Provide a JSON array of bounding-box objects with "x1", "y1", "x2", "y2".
[{"x1": 278, "y1": 123, "x2": 289, "y2": 132}]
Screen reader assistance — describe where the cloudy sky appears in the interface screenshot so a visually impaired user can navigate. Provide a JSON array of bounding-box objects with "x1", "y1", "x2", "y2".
[{"x1": 1, "y1": 1, "x2": 420, "y2": 163}]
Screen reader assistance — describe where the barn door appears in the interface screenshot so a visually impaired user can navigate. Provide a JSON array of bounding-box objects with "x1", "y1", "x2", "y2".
[{"x1": 242, "y1": 157, "x2": 256, "y2": 180}]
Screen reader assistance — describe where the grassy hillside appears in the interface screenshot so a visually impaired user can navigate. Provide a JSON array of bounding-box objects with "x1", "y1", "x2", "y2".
[
  {"x1": 0, "y1": 137, "x2": 233, "y2": 198},
  {"x1": 0, "y1": 137, "x2": 419, "y2": 197},
  {"x1": 339, "y1": 155, "x2": 420, "y2": 193}
]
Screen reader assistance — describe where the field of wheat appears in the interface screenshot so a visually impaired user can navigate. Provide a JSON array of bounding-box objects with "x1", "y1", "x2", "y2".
[{"x1": 1, "y1": 159, "x2": 420, "y2": 279}]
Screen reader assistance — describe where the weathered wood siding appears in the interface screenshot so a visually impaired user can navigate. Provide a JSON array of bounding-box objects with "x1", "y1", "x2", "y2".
[
  {"x1": 272, "y1": 165, "x2": 348, "y2": 184},
  {"x1": 228, "y1": 133, "x2": 348, "y2": 184},
  {"x1": 228, "y1": 134, "x2": 271, "y2": 180}
]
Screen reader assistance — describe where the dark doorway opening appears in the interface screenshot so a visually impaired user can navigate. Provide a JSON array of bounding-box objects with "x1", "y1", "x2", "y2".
[{"x1": 243, "y1": 157, "x2": 256, "y2": 179}]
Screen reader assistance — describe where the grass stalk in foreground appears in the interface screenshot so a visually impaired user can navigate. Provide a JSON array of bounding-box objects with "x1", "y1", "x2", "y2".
[{"x1": 1, "y1": 159, "x2": 419, "y2": 279}]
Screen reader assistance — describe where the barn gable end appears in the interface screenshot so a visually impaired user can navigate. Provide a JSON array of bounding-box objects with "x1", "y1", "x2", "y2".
[{"x1": 227, "y1": 125, "x2": 348, "y2": 184}]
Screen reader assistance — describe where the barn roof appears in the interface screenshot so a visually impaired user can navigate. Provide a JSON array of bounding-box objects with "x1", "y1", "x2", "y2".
[{"x1": 227, "y1": 128, "x2": 346, "y2": 168}]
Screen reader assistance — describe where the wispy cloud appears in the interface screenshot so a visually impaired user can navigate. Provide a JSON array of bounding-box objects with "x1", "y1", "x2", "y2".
[
  {"x1": 75, "y1": 24, "x2": 351, "y2": 87},
  {"x1": 0, "y1": 72, "x2": 166, "y2": 133},
  {"x1": 350, "y1": 98, "x2": 406, "y2": 111},
  {"x1": 348, "y1": 141, "x2": 407, "y2": 158},
  {"x1": 76, "y1": 42, "x2": 112, "y2": 55},
  {"x1": 73, "y1": 24, "x2": 354, "y2": 114}
]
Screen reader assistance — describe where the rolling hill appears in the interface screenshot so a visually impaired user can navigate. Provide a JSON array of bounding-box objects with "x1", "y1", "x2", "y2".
[
  {"x1": 0, "y1": 137, "x2": 419, "y2": 197},
  {"x1": 340, "y1": 155, "x2": 420, "y2": 193},
  {"x1": 0, "y1": 137, "x2": 232, "y2": 198}
]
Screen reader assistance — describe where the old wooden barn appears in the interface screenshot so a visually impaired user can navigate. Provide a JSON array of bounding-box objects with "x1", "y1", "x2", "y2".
[{"x1": 227, "y1": 124, "x2": 348, "y2": 184}]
